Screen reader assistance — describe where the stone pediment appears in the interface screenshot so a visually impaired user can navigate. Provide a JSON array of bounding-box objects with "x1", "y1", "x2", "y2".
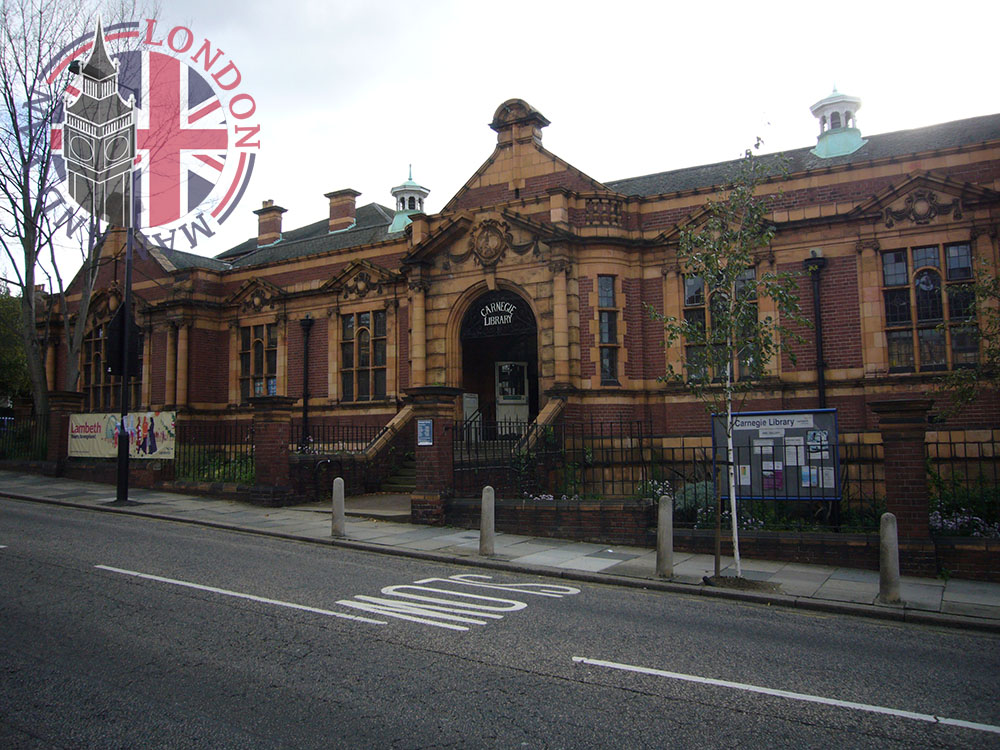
[
  {"x1": 403, "y1": 211, "x2": 553, "y2": 271},
  {"x1": 446, "y1": 214, "x2": 543, "y2": 268},
  {"x1": 847, "y1": 172, "x2": 1000, "y2": 228},
  {"x1": 324, "y1": 260, "x2": 402, "y2": 300},
  {"x1": 653, "y1": 205, "x2": 714, "y2": 245},
  {"x1": 88, "y1": 284, "x2": 150, "y2": 320},
  {"x1": 226, "y1": 278, "x2": 285, "y2": 313}
]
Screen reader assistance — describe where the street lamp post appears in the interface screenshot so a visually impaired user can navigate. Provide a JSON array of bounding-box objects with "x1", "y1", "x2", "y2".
[{"x1": 64, "y1": 22, "x2": 138, "y2": 505}]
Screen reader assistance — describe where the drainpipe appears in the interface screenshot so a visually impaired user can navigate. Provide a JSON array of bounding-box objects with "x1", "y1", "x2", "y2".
[
  {"x1": 803, "y1": 255, "x2": 827, "y2": 409},
  {"x1": 299, "y1": 314, "x2": 314, "y2": 449}
]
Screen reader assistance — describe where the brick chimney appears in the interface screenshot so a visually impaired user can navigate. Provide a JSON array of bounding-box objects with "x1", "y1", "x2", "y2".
[
  {"x1": 325, "y1": 189, "x2": 361, "y2": 232},
  {"x1": 253, "y1": 200, "x2": 286, "y2": 246}
]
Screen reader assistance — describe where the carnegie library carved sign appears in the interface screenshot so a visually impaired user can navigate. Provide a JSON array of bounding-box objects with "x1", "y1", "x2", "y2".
[
  {"x1": 481, "y1": 299, "x2": 516, "y2": 327},
  {"x1": 461, "y1": 290, "x2": 535, "y2": 340}
]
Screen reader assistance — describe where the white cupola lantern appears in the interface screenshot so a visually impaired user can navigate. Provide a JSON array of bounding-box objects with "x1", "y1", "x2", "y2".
[
  {"x1": 810, "y1": 88, "x2": 867, "y2": 159},
  {"x1": 389, "y1": 166, "x2": 430, "y2": 233}
]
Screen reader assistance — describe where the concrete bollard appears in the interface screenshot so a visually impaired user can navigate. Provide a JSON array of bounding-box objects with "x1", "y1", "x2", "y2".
[
  {"x1": 877, "y1": 511, "x2": 901, "y2": 604},
  {"x1": 479, "y1": 485, "x2": 495, "y2": 556},
  {"x1": 656, "y1": 494, "x2": 673, "y2": 578},
  {"x1": 331, "y1": 477, "x2": 346, "y2": 538}
]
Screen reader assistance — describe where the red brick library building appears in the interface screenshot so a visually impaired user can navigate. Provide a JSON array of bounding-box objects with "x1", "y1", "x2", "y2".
[{"x1": 49, "y1": 95, "x2": 1000, "y2": 440}]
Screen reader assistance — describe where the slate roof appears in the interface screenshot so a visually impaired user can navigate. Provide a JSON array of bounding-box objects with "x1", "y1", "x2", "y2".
[
  {"x1": 606, "y1": 113, "x2": 1000, "y2": 197},
  {"x1": 215, "y1": 202, "x2": 397, "y2": 268},
  {"x1": 137, "y1": 233, "x2": 231, "y2": 271}
]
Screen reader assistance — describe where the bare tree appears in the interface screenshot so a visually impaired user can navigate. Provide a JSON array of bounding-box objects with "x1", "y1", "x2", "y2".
[{"x1": 0, "y1": 0, "x2": 157, "y2": 415}]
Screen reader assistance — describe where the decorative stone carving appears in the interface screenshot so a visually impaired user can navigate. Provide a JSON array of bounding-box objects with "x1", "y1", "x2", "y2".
[
  {"x1": 230, "y1": 278, "x2": 284, "y2": 314},
  {"x1": 548, "y1": 258, "x2": 571, "y2": 275},
  {"x1": 408, "y1": 278, "x2": 431, "y2": 293},
  {"x1": 343, "y1": 271, "x2": 376, "y2": 299},
  {"x1": 884, "y1": 190, "x2": 962, "y2": 228},
  {"x1": 325, "y1": 260, "x2": 402, "y2": 301},
  {"x1": 855, "y1": 238, "x2": 880, "y2": 255},
  {"x1": 470, "y1": 219, "x2": 511, "y2": 266},
  {"x1": 970, "y1": 224, "x2": 998, "y2": 241}
]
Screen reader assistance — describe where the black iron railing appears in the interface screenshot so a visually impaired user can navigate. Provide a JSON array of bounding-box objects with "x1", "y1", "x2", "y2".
[
  {"x1": 174, "y1": 421, "x2": 254, "y2": 484},
  {"x1": 927, "y1": 434, "x2": 1000, "y2": 538},
  {"x1": 292, "y1": 422, "x2": 389, "y2": 454},
  {"x1": 0, "y1": 415, "x2": 47, "y2": 461},
  {"x1": 452, "y1": 422, "x2": 891, "y2": 532}
]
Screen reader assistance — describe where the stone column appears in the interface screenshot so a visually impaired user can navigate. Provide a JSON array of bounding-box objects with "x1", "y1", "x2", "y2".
[
  {"x1": 406, "y1": 385, "x2": 462, "y2": 524},
  {"x1": 409, "y1": 279, "x2": 428, "y2": 388},
  {"x1": 176, "y1": 323, "x2": 189, "y2": 408},
  {"x1": 141, "y1": 327, "x2": 152, "y2": 408},
  {"x1": 250, "y1": 395, "x2": 295, "y2": 505},
  {"x1": 856, "y1": 240, "x2": 884, "y2": 378},
  {"x1": 165, "y1": 323, "x2": 177, "y2": 407},
  {"x1": 869, "y1": 398, "x2": 935, "y2": 575},
  {"x1": 228, "y1": 323, "x2": 239, "y2": 404},
  {"x1": 329, "y1": 305, "x2": 340, "y2": 400},
  {"x1": 550, "y1": 259, "x2": 571, "y2": 387},
  {"x1": 46, "y1": 391, "x2": 85, "y2": 472},
  {"x1": 662, "y1": 266, "x2": 683, "y2": 375}
]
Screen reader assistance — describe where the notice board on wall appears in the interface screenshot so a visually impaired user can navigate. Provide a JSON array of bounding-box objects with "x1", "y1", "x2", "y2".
[{"x1": 711, "y1": 409, "x2": 839, "y2": 501}]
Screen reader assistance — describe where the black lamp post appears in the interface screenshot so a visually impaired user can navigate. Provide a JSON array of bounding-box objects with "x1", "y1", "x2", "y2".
[
  {"x1": 65, "y1": 23, "x2": 138, "y2": 505},
  {"x1": 299, "y1": 314, "x2": 314, "y2": 450}
]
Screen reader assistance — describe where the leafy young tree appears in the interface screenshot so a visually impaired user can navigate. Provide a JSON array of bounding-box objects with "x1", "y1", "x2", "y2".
[{"x1": 652, "y1": 142, "x2": 808, "y2": 577}]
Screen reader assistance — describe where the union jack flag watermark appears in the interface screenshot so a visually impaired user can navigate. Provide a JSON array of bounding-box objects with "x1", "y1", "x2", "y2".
[{"x1": 44, "y1": 19, "x2": 259, "y2": 251}]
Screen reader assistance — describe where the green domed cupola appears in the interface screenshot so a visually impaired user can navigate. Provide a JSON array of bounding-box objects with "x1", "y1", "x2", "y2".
[
  {"x1": 810, "y1": 88, "x2": 867, "y2": 158},
  {"x1": 389, "y1": 166, "x2": 430, "y2": 233}
]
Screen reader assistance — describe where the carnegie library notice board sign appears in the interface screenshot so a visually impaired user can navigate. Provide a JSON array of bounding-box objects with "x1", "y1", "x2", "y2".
[
  {"x1": 712, "y1": 409, "x2": 840, "y2": 501},
  {"x1": 68, "y1": 412, "x2": 176, "y2": 459}
]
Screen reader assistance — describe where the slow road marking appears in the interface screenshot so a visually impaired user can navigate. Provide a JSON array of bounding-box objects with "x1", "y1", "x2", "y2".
[
  {"x1": 572, "y1": 656, "x2": 1000, "y2": 736},
  {"x1": 96, "y1": 567, "x2": 579, "y2": 632}
]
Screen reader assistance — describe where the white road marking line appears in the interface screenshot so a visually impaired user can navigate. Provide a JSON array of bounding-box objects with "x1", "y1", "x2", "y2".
[
  {"x1": 572, "y1": 656, "x2": 1000, "y2": 736},
  {"x1": 95, "y1": 565, "x2": 386, "y2": 625}
]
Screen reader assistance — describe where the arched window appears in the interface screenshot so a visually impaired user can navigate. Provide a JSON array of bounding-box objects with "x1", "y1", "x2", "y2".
[
  {"x1": 82, "y1": 313, "x2": 144, "y2": 412},
  {"x1": 418, "y1": 198, "x2": 423, "y2": 211},
  {"x1": 239, "y1": 323, "x2": 277, "y2": 401},
  {"x1": 820, "y1": 115, "x2": 827, "y2": 133},
  {"x1": 681, "y1": 268, "x2": 758, "y2": 383},
  {"x1": 882, "y1": 243, "x2": 977, "y2": 372},
  {"x1": 830, "y1": 112, "x2": 842, "y2": 129},
  {"x1": 845, "y1": 111, "x2": 854, "y2": 128},
  {"x1": 340, "y1": 309, "x2": 387, "y2": 401},
  {"x1": 408, "y1": 196, "x2": 415, "y2": 210}
]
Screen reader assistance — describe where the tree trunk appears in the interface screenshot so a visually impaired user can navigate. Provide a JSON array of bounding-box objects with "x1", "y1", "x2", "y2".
[
  {"x1": 726, "y1": 389, "x2": 742, "y2": 577},
  {"x1": 20, "y1": 290, "x2": 48, "y2": 418}
]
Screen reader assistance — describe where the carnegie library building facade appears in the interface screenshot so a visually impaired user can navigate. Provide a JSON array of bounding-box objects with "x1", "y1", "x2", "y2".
[{"x1": 41, "y1": 95, "x2": 1000, "y2": 572}]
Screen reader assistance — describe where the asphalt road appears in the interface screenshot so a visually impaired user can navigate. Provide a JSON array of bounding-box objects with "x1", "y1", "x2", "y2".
[{"x1": 2, "y1": 498, "x2": 998, "y2": 749}]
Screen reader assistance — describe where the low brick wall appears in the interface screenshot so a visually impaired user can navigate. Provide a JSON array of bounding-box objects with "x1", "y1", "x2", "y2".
[
  {"x1": 934, "y1": 537, "x2": 1000, "y2": 582},
  {"x1": 446, "y1": 497, "x2": 655, "y2": 546},
  {"x1": 444, "y1": 498, "x2": 998, "y2": 581},
  {"x1": 61, "y1": 457, "x2": 174, "y2": 489},
  {"x1": 673, "y1": 529, "x2": 884, "y2": 571}
]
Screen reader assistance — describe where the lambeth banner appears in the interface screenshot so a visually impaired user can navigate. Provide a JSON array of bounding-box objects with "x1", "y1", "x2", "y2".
[{"x1": 69, "y1": 412, "x2": 176, "y2": 459}]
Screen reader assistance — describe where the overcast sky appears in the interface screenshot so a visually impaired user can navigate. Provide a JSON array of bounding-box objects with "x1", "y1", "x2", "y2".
[{"x1": 78, "y1": 0, "x2": 1000, "y2": 261}]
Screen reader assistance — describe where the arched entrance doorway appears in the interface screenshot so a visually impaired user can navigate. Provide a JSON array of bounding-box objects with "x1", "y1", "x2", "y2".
[{"x1": 460, "y1": 289, "x2": 538, "y2": 426}]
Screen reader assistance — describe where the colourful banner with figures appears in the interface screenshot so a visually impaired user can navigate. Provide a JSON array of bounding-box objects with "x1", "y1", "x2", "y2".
[{"x1": 68, "y1": 412, "x2": 176, "y2": 459}]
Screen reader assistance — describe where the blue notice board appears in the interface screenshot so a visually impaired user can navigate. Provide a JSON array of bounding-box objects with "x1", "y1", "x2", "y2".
[
  {"x1": 712, "y1": 409, "x2": 840, "y2": 501},
  {"x1": 417, "y1": 419, "x2": 433, "y2": 446}
]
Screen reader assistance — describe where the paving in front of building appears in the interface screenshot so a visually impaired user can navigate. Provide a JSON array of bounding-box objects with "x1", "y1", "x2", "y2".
[{"x1": 2, "y1": 470, "x2": 998, "y2": 631}]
